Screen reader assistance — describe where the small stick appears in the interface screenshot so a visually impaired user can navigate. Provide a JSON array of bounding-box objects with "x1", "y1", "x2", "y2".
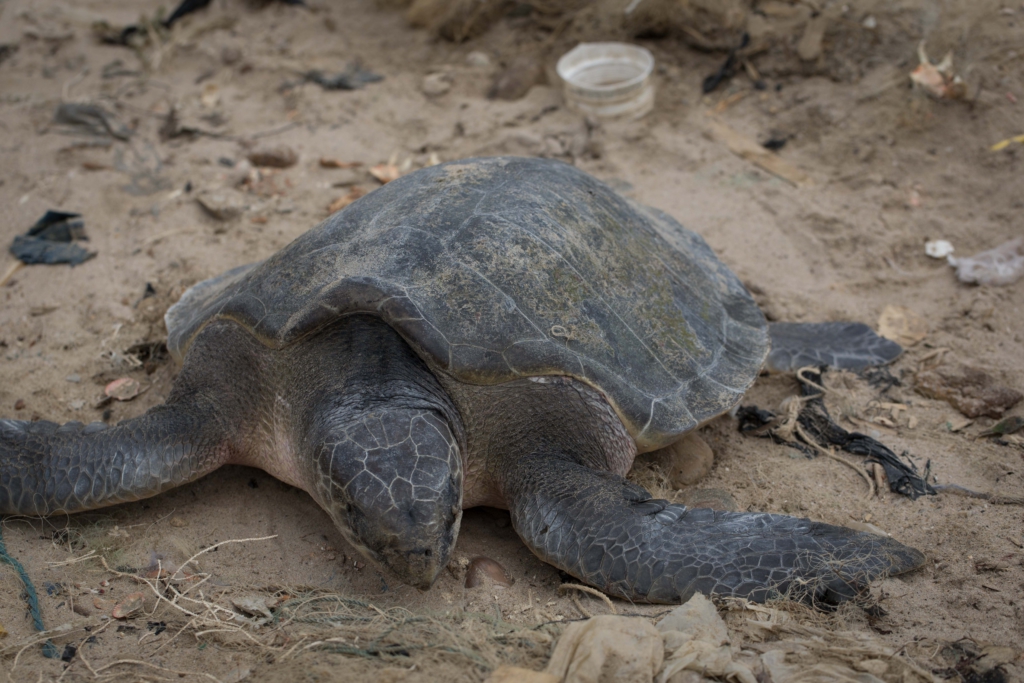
[
  {"x1": 93, "y1": 658, "x2": 223, "y2": 682},
  {"x1": 872, "y1": 462, "x2": 887, "y2": 495},
  {"x1": 0, "y1": 261, "x2": 23, "y2": 288}
]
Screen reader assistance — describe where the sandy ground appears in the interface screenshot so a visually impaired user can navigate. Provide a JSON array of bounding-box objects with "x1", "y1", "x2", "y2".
[{"x1": 0, "y1": 0, "x2": 1022, "y2": 681}]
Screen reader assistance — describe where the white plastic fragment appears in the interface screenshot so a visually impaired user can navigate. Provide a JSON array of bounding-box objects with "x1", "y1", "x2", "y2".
[
  {"x1": 924, "y1": 239, "x2": 954, "y2": 259},
  {"x1": 948, "y1": 237, "x2": 1024, "y2": 286}
]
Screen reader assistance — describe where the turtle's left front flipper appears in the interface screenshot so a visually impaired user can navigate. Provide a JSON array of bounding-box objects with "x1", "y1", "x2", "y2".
[
  {"x1": 503, "y1": 453, "x2": 925, "y2": 605},
  {"x1": 0, "y1": 405, "x2": 230, "y2": 516}
]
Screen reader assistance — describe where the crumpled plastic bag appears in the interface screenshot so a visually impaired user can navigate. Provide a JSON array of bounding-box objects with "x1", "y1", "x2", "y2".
[
  {"x1": 949, "y1": 237, "x2": 1024, "y2": 286},
  {"x1": 544, "y1": 615, "x2": 663, "y2": 683},
  {"x1": 656, "y1": 594, "x2": 757, "y2": 683}
]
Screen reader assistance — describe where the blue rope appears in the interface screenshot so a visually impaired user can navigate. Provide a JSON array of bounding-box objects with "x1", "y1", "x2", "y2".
[{"x1": 0, "y1": 520, "x2": 59, "y2": 658}]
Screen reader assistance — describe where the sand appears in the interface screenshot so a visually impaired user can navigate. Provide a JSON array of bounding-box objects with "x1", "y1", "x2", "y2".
[{"x1": 0, "y1": 0, "x2": 1021, "y2": 681}]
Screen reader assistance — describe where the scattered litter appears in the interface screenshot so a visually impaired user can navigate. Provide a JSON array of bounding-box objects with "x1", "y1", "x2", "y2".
[
  {"x1": 304, "y1": 64, "x2": 383, "y2": 91},
  {"x1": 990, "y1": 133, "x2": 1024, "y2": 152},
  {"x1": 544, "y1": 614, "x2": 663, "y2": 683},
  {"x1": 327, "y1": 187, "x2": 367, "y2": 213},
  {"x1": 53, "y1": 102, "x2": 132, "y2": 141},
  {"x1": 978, "y1": 415, "x2": 1024, "y2": 438},
  {"x1": 702, "y1": 33, "x2": 749, "y2": 93},
  {"x1": 465, "y1": 556, "x2": 512, "y2": 588},
  {"x1": 10, "y1": 211, "x2": 96, "y2": 266},
  {"x1": 916, "y1": 364, "x2": 1022, "y2": 418},
  {"x1": 925, "y1": 239, "x2": 954, "y2": 259},
  {"x1": 104, "y1": 377, "x2": 141, "y2": 402},
  {"x1": 246, "y1": 144, "x2": 298, "y2": 169},
  {"x1": 422, "y1": 72, "x2": 453, "y2": 97},
  {"x1": 910, "y1": 41, "x2": 966, "y2": 100},
  {"x1": 655, "y1": 432, "x2": 714, "y2": 487},
  {"x1": 948, "y1": 237, "x2": 1024, "y2": 286},
  {"x1": 556, "y1": 43, "x2": 655, "y2": 120},
  {"x1": 877, "y1": 304, "x2": 928, "y2": 347},
  {"x1": 708, "y1": 120, "x2": 811, "y2": 187},
  {"x1": 197, "y1": 190, "x2": 247, "y2": 221},
  {"x1": 111, "y1": 591, "x2": 146, "y2": 619},
  {"x1": 658, "y1": 593, "x2": 757, "y2": 683},
  {"x1": 738, "y1": 368, "x2": 935, "y2": 499},
  {"x1": 489, "y1": 54, "x2": 544, "y2": 101},
  {"x1": 319, "y1": 158, "x2": 361, "y2": 169}
]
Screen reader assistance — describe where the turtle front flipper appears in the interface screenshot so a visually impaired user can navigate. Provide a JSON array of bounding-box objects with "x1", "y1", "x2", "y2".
[
  {"x1": 502, "y1": 453, "x2": 925, "y2": 605},
  {"x1": 0, "y1": 405, "x2": 230, "y2": 516}
]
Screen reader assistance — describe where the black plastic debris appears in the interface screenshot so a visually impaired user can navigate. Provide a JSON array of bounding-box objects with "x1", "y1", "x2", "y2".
[
  {"x1": 702, "y1": 33, "x2": 749, "y2": 94},
  {"x1": 60, "y1": 644, "x2": 77, "y2": 663},
  {"x1": 54, "y1": 102, "x2": 132, "y2": 141},
  {"x1": 163, "y1": 0, "x2": 212, "y2": 28},
  {"x1": 305, "y1": 64, "x2": 383, "y2": 91},
  {"x1": 762, "y1": 136, "x2": 788, "y2": 151},
  {"x1": 738, "y1": 368, "x2": 936, "y2": 499},
  {"x1": 10, "y1": 211, "x2": 96, "y2": 266}
]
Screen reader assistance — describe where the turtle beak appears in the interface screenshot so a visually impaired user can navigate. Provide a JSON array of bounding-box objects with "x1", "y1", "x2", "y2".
[{"x1": 369, "y1": 504, "x2": 462, "y2": 590}]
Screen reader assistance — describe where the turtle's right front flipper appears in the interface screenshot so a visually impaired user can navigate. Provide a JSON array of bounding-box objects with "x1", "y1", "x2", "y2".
[
  {"x1": 503, "y1": 453, "x2": 925, "y2": 605},
  {"x1": 0, "y1": 405, "x2": 231, "y2": 516}
]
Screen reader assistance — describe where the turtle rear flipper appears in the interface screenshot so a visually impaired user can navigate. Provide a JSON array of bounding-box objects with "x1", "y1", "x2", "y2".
[
  {"x1": 503, "y1": 453, "x2": 925, "y2": 605},
  {"x1": 766, "y1": 322, "x2": 903, "y2": 373}
]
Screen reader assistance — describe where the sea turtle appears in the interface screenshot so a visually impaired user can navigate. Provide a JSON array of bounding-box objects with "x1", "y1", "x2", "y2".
[{"x1": 0, "y1": 157, "x2": 922, "y2": 604}]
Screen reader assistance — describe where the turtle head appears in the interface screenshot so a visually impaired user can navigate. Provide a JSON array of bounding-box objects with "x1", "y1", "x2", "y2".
[{"x1": 313, "y1": 407, "x2": 463, "y2": 590}]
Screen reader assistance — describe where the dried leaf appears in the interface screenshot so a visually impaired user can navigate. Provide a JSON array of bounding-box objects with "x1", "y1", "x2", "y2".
[{"x1": 877, "y1": 305, "x2": 928, "y2": 347}]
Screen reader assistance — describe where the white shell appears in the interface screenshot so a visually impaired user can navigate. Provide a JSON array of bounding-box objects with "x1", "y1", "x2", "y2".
[{"x1": 925, "y1": 240, "x2": 954, "y2": 259}]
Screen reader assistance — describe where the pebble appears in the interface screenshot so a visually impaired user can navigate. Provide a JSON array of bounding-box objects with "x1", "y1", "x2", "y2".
[
  {"x1": 466, "y1": 51, "x2": 491, "y2": 68},
  {"x1": 247, "y1": 144, "x2": 298, "y2": 169},
  {"x1": 422, "y1": 72, "x2": 452, "y2": 97},
  {"x1": 68, "y1": 399, "x2": 85, "y2": 411},
  {"x1": 465, "y1": 556, "x2": 512, "y2": 588},
  {"x1": 14, "y1": 399, "x2": 25, "y2": 410},
  {"x1": 65, "y1": 373, "x2": 81, "y2": 383},
  {"x1": 197, "y1": 191, "x2": 247, "y2": 221}
]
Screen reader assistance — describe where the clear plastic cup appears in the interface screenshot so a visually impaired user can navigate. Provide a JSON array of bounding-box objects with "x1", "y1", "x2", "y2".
[{"x1": 556, "y1": 42, "x2": 655, "y2": 120}]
